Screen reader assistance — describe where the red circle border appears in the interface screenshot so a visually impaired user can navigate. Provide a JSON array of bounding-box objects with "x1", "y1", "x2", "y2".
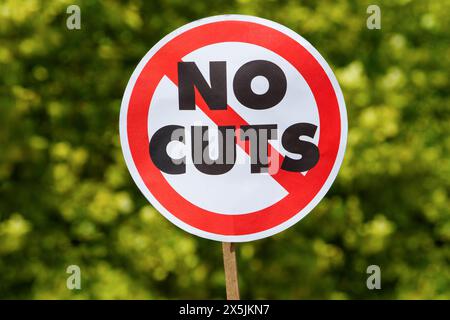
[{"x1": 125, "y1": 20, "x2": 341, "y2": 236}]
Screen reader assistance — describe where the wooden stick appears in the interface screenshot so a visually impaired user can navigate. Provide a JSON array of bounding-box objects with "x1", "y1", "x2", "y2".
[{"x1": 222, "y1": 242, "x2": 240, "y2": 300}]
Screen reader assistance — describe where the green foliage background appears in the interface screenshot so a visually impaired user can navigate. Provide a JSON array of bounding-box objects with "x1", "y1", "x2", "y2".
[{"x1": 0, "y1": 0, "x2": 449, "y2": 299}]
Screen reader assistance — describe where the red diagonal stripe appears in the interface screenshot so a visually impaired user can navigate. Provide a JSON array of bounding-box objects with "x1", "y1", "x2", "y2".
[{"x1": 163, "y1": 70, "x2": 305, "y2": 193}]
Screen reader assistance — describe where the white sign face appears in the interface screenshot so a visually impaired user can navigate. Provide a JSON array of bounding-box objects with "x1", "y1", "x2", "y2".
[{"x1": 120, "y1": 15, "x2": 347, "y2": 242}]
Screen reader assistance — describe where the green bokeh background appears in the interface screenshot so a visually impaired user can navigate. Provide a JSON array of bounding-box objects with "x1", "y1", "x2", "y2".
[{"x1": 0, "y1": 0, "x2": 449, "y2": 299}]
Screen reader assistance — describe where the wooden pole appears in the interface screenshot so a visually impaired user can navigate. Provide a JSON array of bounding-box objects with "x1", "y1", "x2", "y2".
[{"x1": 222, "y1": 242, "x2": 240, "y2": 300}]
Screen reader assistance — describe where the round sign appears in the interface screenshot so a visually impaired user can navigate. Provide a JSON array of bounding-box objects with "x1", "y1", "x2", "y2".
[{"x1": 120, "y1": 15, "x2": 347, "y2": 242}]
